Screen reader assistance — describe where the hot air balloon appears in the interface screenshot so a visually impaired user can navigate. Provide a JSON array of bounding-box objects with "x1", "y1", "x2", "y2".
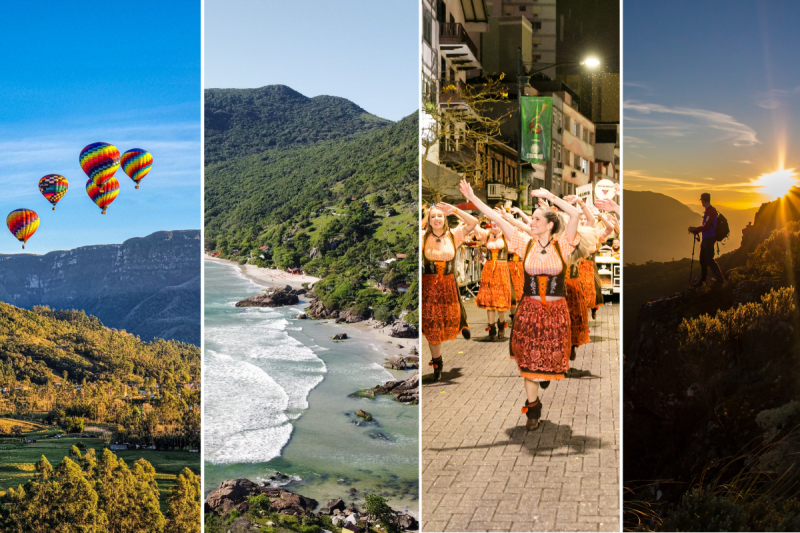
[
  {"x1": 86, "y1": 177, "x2": 120, "y2": 215},
  {"x1": 38, "y1": 174, "x2": 69, "y2": 210},
  {"x1": 6, "y1": 209, "x2": 39, "y2": 249},
  {"x1": 120, "y1": 149, "x2": 152, "y2": 189},
  {"x1": 79, "y1": 142, "x2": 120, "y2": 187}
]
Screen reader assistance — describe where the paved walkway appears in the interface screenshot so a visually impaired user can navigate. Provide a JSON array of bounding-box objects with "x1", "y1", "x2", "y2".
[{"x1": 421, "y1": 297, "x2": 620, "y2": 532}]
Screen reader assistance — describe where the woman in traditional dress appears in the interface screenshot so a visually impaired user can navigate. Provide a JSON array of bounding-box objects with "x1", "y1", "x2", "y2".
[
  {"x1": 473, "y1": 217, "x2": 513, "y2": 339},
  {"x1": 459, "y1": 180, "x2": 581, "y2": 430},
  {"x1": 421, "y1": 203, "x2": 478, "y2": 381}
]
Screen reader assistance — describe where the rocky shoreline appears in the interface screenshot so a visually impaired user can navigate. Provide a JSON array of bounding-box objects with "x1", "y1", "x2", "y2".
[
  {"x1": 235, "y1": 285, "x2": 306, "y2": 307},
  {"x1": 206, "y1": 478, "x2": 418, "y2": 531},
  {"x1": 351, "y1": 372, "x2": 419, "y2": 404}
]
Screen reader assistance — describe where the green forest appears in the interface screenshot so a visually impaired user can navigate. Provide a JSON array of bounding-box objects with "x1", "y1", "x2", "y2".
[
  {"x1": 204, "y1": 87, "x2": 419, "y2": 325},
  {"x1": 0, "y1": 303, "x2": 200, "y2": 449},
  {"x1": 0, "y1": 447, "x2": 199, "y2": 532}
]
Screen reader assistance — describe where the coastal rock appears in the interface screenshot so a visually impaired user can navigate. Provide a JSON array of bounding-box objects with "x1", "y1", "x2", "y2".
[
  {"x1": 390, "y1": 319, "x2": 418, "y2": 339},
  {"x1": 384, "y1": 355, "x2": 419, "y2": 370},
  {"x1": 372, "y1": 372, "x2": 419, "y2": 404},
  {"x1": 226, "y1": 516, "x2": 257, "y2": 533},
  {"x1": 297, "y1": 313, "x2": 308, "y2": 319},
  {"x1": 333, "y1": 333, "x2": 348, "y2": 340},
  {"x1": 205, "y1": 478, "x2": 261, "y2": 513},
  {"x1": 397, "y1": 513, "x2": 420, "y2": 530},
  {"x1": 356, "y1": 409, "x2": 372, "y2": 421},
  {"x1": 336, "y1": 308, "x2": 369, "y2": 323},
  {"x1": 306, "y1": 298, "x2": 339, "y2": 320},
  {"x1": 206, "y1": 479, "x2": 318, "y2": 517},
  {"x1": 235, "y1": 288, "x2": 299, "y2": 308},
  {"x1": 327, "y1": 498, "x2": 346, "y2": 511}
]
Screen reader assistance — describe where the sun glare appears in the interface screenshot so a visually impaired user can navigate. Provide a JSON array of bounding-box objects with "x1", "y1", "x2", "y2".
[{"x1": 753, "y1": 168, "x2": 799, "y2": 200}]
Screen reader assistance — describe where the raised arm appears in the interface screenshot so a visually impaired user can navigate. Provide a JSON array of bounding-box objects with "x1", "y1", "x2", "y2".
[
  {"x1": 496, "y1": 208, "x2": 530, "y2": 234},
  {"x1": 458, "y1": 180, "x2": 519, "y2": 239},
  {"x1": 595, "y1": 198, "x2": 621, "y2": 217},
  {"x1": 436, "y1": 202, "x2": 479, "y2": 234},
  {"x1": 509, "y1": 206, "x2": 532, "y2": 225},
  {"x1": 599, "y1": 213, "x2": 616, "y2": 240},
  {"x1": 532, "y1": 188, "x2": 580, "y2": 239}
]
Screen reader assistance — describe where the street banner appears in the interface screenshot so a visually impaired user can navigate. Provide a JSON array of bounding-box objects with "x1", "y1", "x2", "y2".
[
  {"x1": 521, "y1": 96, "x2": 552, "y2": 163},
  {"x1": 595, "y1": 178, "x2": 616, "y2": 200}
]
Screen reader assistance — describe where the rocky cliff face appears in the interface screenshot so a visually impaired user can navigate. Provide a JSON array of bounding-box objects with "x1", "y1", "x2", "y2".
[{"x1": 0, "y1": 230, "x2": 200, "y2": 345}]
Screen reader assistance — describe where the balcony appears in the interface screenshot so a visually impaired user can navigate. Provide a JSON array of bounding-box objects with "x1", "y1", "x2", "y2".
[
  {"x1": 438, "y1": 78, "x2": 466, "y2": 106},
  {"x1": 439, "y1": 23, "x2": 481, "y2": 71}
]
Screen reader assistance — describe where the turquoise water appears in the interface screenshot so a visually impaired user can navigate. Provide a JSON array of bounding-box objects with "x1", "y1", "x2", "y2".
[{"x1": 203, "y1": 260, "x2": 419, "y2": 511}]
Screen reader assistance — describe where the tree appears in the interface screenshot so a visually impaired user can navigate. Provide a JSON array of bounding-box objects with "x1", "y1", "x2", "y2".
[
  {"x1": 10, "y1": 425, "x2": 23, "y2": 439},
  {"x1": 165, "y1": 468, "x2": 200, "y2": 533},
  {"x1": 64, "y1": 416, "x2": 84, "y2": 433},
  {"x1": 365, "y1": 494, "x2": 400, "y2": 533},
  {"x1": 421, "y1": 74, "x2": 511, "y2": 203}
]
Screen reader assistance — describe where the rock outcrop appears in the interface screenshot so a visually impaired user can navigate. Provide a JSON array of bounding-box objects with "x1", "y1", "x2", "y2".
[
  {"x1": 353, "y1": 372, "x2": 419, "y2": 404},
  {"x1": 236, "y1": 288, "x2": 299, "y2": 307},
  {"x1": 390, "y1": 319, "x2": 418, "y2": 338},
  {"x1": 205, "y1": 478, "x2": 317, "y2": 516},
  {"x1": 304, "y1": 298, "x2": 369, "y2": 323},
  {"x1": 384, "y1": 355, "x2": 420, "y2": 370}
]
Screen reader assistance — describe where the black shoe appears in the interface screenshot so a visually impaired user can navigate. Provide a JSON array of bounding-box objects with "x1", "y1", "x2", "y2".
[
  {"x1": 486, "y1": 324, "x2": 497, "y2": 341},
  {"x1": 569, "y1": 346, "x2": 577, "y2": 361},
  {"x1": 522, "y1": 399, "x2": 542, "y2": 430},
  {"x1": 497, "y1": 320, "x2": 506, "y2": 339},
  {"x1": 540, "y1": 380, "x2": 550, "y2": 389},
  {"x1": 429, "y1": 358, "x2": 443, "y2": 381},
  {"x1": 591, "y1": 308, "x2": 597, "y2": 320},
  {"x1": 461, "y1": 328, "x2": 471, "y2": 340}
]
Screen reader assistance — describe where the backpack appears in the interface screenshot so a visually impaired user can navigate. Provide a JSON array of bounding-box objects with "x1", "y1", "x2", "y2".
[{"x1": 715, "y1": 211, "x2": 730, "y2": 242}]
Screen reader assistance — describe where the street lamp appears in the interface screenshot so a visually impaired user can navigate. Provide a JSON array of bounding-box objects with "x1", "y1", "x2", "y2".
[{"x1": 516, "y1": 49, "x2": 601, "y2": 202}]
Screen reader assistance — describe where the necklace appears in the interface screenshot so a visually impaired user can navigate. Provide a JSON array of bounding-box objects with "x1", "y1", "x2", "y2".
[
  {"x1": 539, "y1": 238, "x2": 552, "y2": 255},
  {"x1": 432, "y1": 230, "x2": 445, "y2": 243}
]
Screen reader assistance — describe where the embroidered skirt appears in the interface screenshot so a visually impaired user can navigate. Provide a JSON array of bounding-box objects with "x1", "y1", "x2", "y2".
[
  {"x1": 422, "y1": 273, "x2": 462, "y2": 345},
  {"x1": 476, "y1": 259, "x2": 512, "y2": 312},
  {"x1": 566, "y1": 278, "x2": 590, "y2": 347},
  {"x1": 510, "y1": 297, "x2": 571, "y2": 381},
  {"x1": 509, "y1": 259, "x2": 524, "y2": 303},
  {"x1": 579, "y1": 260, "x2": 597, "y2": 309}
]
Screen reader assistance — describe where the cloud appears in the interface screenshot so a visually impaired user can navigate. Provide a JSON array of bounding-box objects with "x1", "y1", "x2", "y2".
[
  {"x1": 756, "y1": 85, "x2": 800, "y2": 109},
  {"x1": 624, "y1": 169, "x2": 707, "y2": 190},
  {"x1": 624, "y1": 101, "x2": 760, "y2": 146},
  {"x1": 736, "y1": 160, "x2": 753, "y2": 164}
]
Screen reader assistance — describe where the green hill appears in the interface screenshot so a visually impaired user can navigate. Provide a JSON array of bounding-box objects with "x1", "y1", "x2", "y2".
[
  {"x1": 205, "y1": 85, "x2": 391, "y2": 165},
  {"x1": 204, "y1": 86, "x2": 419, "y2": 325}
]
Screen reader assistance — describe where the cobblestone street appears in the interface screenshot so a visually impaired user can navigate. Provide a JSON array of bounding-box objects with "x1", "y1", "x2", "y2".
[{"x1": 421, "y1": 297, "x2": 620, "y2": 532}]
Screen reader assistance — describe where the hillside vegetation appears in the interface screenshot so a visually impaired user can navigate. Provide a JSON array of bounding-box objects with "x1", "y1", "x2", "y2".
[
  {"x1": 204, "y1": 86, "x2": 419, "y2": 325},
  {"x1": 0, "y1": 303, "x2": 200, "y2": 449},
  {"x1": 205, "y1": 85, "x2": 390, "y2": 165},
  {"x1": 624, "y1": 191, "x2": 800, "y2": 530}
]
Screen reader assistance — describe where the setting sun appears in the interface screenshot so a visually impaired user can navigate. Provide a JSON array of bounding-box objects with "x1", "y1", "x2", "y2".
[{"x1": 752, "y1": 168, "x2": 799, "y2": 200}]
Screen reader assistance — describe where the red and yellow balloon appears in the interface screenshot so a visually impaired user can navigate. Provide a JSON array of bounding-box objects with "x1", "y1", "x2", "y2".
[
  {"x1": 7, "y1": 209, "x2": 40, "y2": 249},
  {"x1": 120, "y1": 148, "x2": 153, "y2": 189},
  {"x1": 86, "y1": 178, "x2": 120, "y2": 215}
]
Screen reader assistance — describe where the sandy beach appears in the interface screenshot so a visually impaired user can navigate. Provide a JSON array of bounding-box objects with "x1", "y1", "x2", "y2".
[{"x1": 204, "y1": 255, "x2": 320, "y2": 290}]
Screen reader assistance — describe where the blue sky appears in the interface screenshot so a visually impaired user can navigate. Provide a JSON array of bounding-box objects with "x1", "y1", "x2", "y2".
[
  {"x1": 0, "y1": 1, "x2": 201, "y2": 254},
  {"x1": 204, "y1": 0, "x2": 418, "y2": 122},
  {"x1": 624, "y1": 0, "x2": 800, "y2": 208}
]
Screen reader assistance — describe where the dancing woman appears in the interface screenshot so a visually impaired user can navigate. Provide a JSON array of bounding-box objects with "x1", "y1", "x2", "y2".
[
  {"x1": 459, "y1": 180, "x2": 581, "y2": 430},
  {"x1": 421, "y1": 203, "x2": 478, "y2": 381},
  {"x1": 473, "y1": 217, "x2": 513, "y2": 339}
]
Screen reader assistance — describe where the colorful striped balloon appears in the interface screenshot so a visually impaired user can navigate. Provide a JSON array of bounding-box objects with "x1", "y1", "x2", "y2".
[
  {"x1": 79, "y1": 142, "x2": 120, "y2": 187},
  {"x1": 86, "y1": 177, "x2": 120, "y2": 215},
  {"x1": 120, "y1": 148, "x2": 153, "y2": 189},
  {"x1": 6, "y1": 209, "x2": 39, "y2": 249},
  {"x1": 38, "y1": 174, "x2": 69, "y2": 210}
]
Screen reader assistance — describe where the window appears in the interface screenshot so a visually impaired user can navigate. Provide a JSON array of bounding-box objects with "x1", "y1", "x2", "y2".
[
  {"x1": 520, "y1": 5, "x2": 526, "y2": 11},
  {"x1": 574, "y1": 154, "x2": 581, "y2": 168},
  {"x1": 590, "y1": 132, "x2": 595, "y2": 145},
  {"x1": 422, "y1": 10, "x2": 432, "y2": 44},
  {"x1": 436, "y1": 0, "x2": 446, "y2": 21},
  {"x1": 573, "y1": 121, "x2": 580, "y2": 137},
  {"x1": 563, "y1": 148, "x2": 570, "y2": 166},
  {"x1": 563, "y1": 116, "x2": 570, "y2": 133},
  {"x1": 582, "y1": 128, "x2": 588, "y2": 143},
  {"x1": 556, "y1": 145, "x2": 562, "y2": 163},
  {"x1": 532, "y1": 21, "x2": 542, "y2": 30},
  {"x1": 581, "y1": 159, "x2": 589, "y2": 175}
]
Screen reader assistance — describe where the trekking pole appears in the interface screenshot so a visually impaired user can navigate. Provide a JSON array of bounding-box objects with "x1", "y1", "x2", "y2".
[{"x1": 689, "y1": 233, "x2": 698, "y2": 287}]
